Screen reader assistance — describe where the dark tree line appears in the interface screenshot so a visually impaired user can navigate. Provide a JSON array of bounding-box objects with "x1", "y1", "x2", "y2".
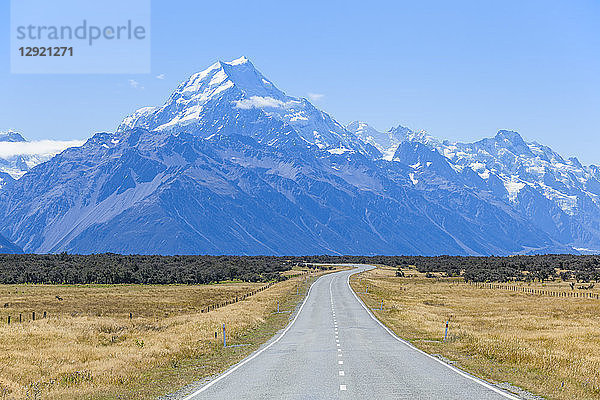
[
  {"x1": 289, "y1": 254, "x2": 600, "y2": 283},
  {"x1": 2, "y1": 253, "x2": 598, "y2": 284},
  {"x1": 389, "y1": 255, "x2": 600, "y2": 283},
  {"x1": 0, "y1": 254, "x2": 293, "y2": 284}
]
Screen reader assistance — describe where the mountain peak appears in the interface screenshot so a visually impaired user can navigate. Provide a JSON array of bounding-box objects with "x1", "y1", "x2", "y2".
[
  {"x1": 346, "y1": 121, "x2": 377, "y2": 136},
  {"x1": 347, "y1": 122, "x2": 418, "y2": 161},
  {"x1": 217, "y1": 56, "x2": 284, "y2": 98},
  {"x1": 487, "y1": 129, "x2": 533, "y2": 157},
  {"x1": 390, "y1": 125, "x2": 417, "y2": 140},
  {"x1": 117, "y1": 57, "x2": 364, "y2": 154},
  {"x1": 0, "y1": 130, "x2": 26, "y2": 142},
  {"x1": 119, "y1": 57, "x2": 287, "y2": 132},
  {"x1": 495, "y1": 130, "x2": 525, "y2": 145},
  {"x1": 221, "y1": 55, "x2": 250, "y2": 66},
  {"x1": 178, "y1": 56, "x2": 282, "y2": 100}
]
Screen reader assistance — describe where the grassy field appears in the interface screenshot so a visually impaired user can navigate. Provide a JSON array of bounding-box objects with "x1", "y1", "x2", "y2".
[
  {"x1": 0, "y1": 268, "x2": 327, "y2": 400},
  {"x1": 350, "y1": 266, "x2": 600, "y2": 400}
]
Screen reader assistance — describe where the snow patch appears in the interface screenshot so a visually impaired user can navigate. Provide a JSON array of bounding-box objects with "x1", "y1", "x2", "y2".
[
  {"x1": 233, "y1": 96, "x2": 293, "y2": 110},
  {"x1": 328, "y1": 147, "x2": 351, "y2": 155},
  {"x1": 503, "y1": 177, "x2": 525, "y2": 201},
  {"x1": 409, "y1": 172, "x2": 419, "y2": 185}
]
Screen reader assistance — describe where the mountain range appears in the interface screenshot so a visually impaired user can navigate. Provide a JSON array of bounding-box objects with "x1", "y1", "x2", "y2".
[
  {"x1": 1, "y1": 56, "x2": 598, "y2": 255},
  {"x1": 0, "y1": 130, "x2": 85, "y2": 180},
  {"x1": 0, "y1": 131, "x2": 46, "y2": 179}
]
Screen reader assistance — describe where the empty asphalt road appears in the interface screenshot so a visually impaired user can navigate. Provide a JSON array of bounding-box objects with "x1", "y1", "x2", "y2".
[{"x1": 182, "y1": 265, "x2": 521, "y2": 400}]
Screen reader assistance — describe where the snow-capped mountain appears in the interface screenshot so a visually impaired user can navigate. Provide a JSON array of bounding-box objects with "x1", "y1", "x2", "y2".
[
  {"x1": 0, "y1": 131, "x2": 26, "y2": 142},
  {"x1": 119, "y1": 56, "x2": 377, "y2": 157},
  {"x1": 353, "y1": 126, "x2": 600, "y2": 252},
  {"x1": 0, "y1": 57, "x2": 593, "y2": 255},
  {"x1": 426, "y1": 130, "x2": 600, "y2": 216},
  {"x1": 0, "y1": 131, "x2": 31, "y2": 178},
  {"x1": 346, "y1": 122, "x2": 438, "y2": 161},
  {"x1": 0, "y1": 131, "x2": 83, "y2": 179},
  {"x1": 346, "y1": 121, "x2": 410, "y2": 160}
]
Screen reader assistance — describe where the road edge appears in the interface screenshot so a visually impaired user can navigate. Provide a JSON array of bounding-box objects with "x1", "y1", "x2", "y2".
[
  {"x1": 174, "y1": 271, "x2": 328, "y2": 399},
  {"x1": 346, "y1": 267, "x2": 525, "y2": 400}
]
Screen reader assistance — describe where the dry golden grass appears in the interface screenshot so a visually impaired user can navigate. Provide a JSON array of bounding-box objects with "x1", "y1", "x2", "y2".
[
  {"x1": 351, "y1": 267, "x2": 600, "y2": 400},
  {"x1": 0, "y1": 269, "x2": 323, "y2": 400},
  {"x1": 0, "y1": 282, "x2": 264, "y2": 320}
]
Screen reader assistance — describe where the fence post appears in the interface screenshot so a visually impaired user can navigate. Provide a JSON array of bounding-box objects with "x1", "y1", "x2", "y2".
[
  {"x1": 443, "y1": 320, "x2": 449, "y2": 341},
  {"x1": 32, "y1": 312, "x2": 35, "y2": 321},
  {"x1": 7, "y1": 316, "x2": 10, "y2": 325}
]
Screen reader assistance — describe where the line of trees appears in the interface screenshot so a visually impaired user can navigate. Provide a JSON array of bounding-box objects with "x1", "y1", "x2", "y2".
[
  {"x1": 289, "y1": 254, "x2": 600, "y2": 283},
  {"x1": 388, "y1": 255, "x2": 600, "y2": 283},
  {"x1": 0, "y1": 254, "x2": 293, "y2": 284},
  {"x1": 2, "y1": 253, "x2": 598, "y2": 284}
]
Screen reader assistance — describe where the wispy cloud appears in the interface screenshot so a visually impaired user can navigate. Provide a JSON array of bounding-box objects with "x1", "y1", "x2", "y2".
[
  {"x1": 233, "y1": 96, "x2": 295, "y2": 110},
  {"x1": 129, "y1": 79, "x2": 144, "y2": 89},
  {"x1": 155, "y1": 74, "x2": 166, "y2": 80},
  {"x1": 0, "y1": 140, "x2": 85, "y2": 159},
  {"x1": 307, "y1": 92, "x2": 325, "y2": 101}
]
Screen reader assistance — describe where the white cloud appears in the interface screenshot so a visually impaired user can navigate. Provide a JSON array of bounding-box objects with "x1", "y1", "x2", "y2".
[
  {"x1": 129, "y1": 79, "x2": 143, "y2": 89},
  {"x1": 156, "y1": 74, "x2": 166, "y2": 80},
  {"x1": 0, "y1": 140, "x2": 85, "y2": 159},
  {"x1": 233, "y1": 96, "x2": 294, "y2": 110},
  {"x1": 307, "y1": 92, "x2": 325, "y2": 101}
]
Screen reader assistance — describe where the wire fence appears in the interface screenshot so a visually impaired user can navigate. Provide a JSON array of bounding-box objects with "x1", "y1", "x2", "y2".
[
  {"x1": 468, "y1": 281, "x2": 600, "y2": 299},
  {"x1": 1, "y1": 271, "x2": 313, "y2": 324},
  {"x1": 200, "y1": 271, "x2": 310, "y2": 313}
]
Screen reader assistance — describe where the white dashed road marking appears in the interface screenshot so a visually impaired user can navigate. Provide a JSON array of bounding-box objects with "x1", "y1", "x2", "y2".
[{"x1": 331, "y1": 276, "x2": 348, "y2": 395}]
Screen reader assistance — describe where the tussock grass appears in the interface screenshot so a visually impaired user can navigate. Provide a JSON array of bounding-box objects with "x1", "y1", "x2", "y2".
[
  {"x1": 351, "y1": 267, "x2": 600, "y2": 400},
  {"x1": 0, "y1": 271, "x2": 320, "y2": 399}
]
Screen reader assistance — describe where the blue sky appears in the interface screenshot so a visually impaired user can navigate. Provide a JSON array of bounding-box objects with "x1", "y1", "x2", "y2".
[{"x1": 2, "y1": 0, "x2": 599, "y2": 164}]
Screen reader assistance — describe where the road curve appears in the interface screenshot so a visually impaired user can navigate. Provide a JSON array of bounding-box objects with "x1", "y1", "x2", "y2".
[{"x1": 182, "y1": 265, "x2": 520, "y2": 400}]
